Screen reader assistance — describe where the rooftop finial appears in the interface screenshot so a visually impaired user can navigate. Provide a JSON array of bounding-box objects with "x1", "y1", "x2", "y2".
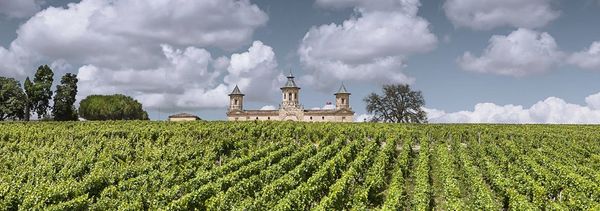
[
  {"x1": 336, "y1": 82, "x2": 349, "y2": 94},
  {"x1": 288, "y1": 68, "x2": 294, "y2": 78},
  {"x1": 229, "y1": 84, "x2": 244, "y2": 96}
]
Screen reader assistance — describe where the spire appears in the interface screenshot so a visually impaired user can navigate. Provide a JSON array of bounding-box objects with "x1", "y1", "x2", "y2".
[
  {"x1": 229, "y1": 85, "x2": 244, "y2": 96},
  {"x1": 282, "y1": 69, "x2": 299, "y2": 88},
  {"x1": 335, "y1": 82, "x2": 349, "y2": 94}
]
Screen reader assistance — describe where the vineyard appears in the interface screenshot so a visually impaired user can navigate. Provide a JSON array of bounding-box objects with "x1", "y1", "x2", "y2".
[{"x1": 0, "y1": 121, "x2": 598, "y2": 210}]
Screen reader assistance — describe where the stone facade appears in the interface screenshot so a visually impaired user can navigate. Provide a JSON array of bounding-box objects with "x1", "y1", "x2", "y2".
[
  {"x1": 226, "y1": 73, "x2": 354, "y2": 122},
  {"x1": 168, "y1": 113, "x2": 200, "y2": 121}
]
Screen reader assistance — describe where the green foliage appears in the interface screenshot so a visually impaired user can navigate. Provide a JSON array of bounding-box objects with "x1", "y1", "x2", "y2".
[
  {"x1": 364, "y1": 84, "x2": 427, "y2": 123},
  {"x1": 0, "y1": 122, "x2": 598, "y2": 209},
  {"x1": 0, "y1": 77, "x2": 26, "y2": 120},
  {"x1": 26, "y1": 65, "x2": 54, "y2": 118},
  {"x1": 52, "y1": 73, "x2": 79, "y2": 121},
  {"x1": 79, "y1": 94, "x2": 149, "y2": 120}
]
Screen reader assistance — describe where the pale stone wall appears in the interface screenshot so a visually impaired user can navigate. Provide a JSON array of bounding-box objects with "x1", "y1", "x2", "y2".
[
  {"x1": 302, "y1": 114, "x2": 353, "y2": 122},
  {"x1": 228, "y1": 111, "x2": 353, "y2": 122},
  {"x1": 169, "y1": 117, "x2": 198, "y2": 122}
]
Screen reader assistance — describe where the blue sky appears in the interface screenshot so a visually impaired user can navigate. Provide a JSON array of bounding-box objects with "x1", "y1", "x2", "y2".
[{"x1": 1, "y1": 0, "x2": 600, "y2": 123}]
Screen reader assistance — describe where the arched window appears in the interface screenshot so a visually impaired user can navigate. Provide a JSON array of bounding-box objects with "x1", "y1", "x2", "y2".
[
  {"x1": 288, "y1": 93, "x2": 292, "y2": 101},
  {"x1": 322, "y1": 116, "x2": 325, "y2": 120},
  {"x1": 310, "y1": 116, "x2": 313, "y2": 120},
  {"x1": 341, "y1": 98, "x2": 345, "y2": 104},
  {"x1": 283, "y1": 93, "x2": 286, "y2": 100},
  {"x1": 234, "y1": 99, "x2": 238, "y2": 105}
]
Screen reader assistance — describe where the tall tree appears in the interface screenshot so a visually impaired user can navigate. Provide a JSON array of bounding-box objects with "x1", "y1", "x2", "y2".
[
  {"x1": 23, "y1": 77, "x2": 34, "y2": 121},
  {"x1": 52, "y1": 73, "x2": 78, "y2": 121},
  {"x1": 29, "y1": 65, "x2": 54, "y2": 119},
  {"x1": 0, "y1": 77, "x2": 26, "y2": 121},
  {"x1": 364, "y1": 84, "x2": 427, "y2": 123}
]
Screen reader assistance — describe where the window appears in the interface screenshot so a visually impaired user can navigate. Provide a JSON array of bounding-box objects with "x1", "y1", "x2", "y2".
[
  {"x1": 310, "y1": 116, "x2": 312, "y2": 120},
  {"x1": 234, "y1": 99, "x2": 238, "y2": 105},
  {"x1": 322, "y1": 116, "x2": 325, "y2": 120},
  {"x1": 288, "y1": 93, "x2": 292, "y2": 101},
  {"x1": 283, "y1": 93, "x2": 286, "y2": 99},
  {"x1": 268, "y1": 117, "x2": 271, "y2": 120},
  {"x1": 341, "y1": 98, "x2": 345, "y2": 104},
  {"x1": 256, "y1": 117, "x2": 259, "y2": 120}
]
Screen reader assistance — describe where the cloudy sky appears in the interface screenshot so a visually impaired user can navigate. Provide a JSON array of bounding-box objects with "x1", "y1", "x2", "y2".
[{"x1": 1, "y1": 0, "x2": 600, "y2": 123}]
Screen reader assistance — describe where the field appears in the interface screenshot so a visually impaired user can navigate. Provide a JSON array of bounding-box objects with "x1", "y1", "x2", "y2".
[{"x1": 0, "y1": 121, "x2": 598, "y2": 210}]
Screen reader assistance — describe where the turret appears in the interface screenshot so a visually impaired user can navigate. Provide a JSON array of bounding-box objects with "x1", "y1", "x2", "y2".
[
  {"x1": 335, "y1": 83, "x2": 350, "y2": 110},
  {"x1": 281, "y1": 71, "x2": 300, "y2": 109},
  {"x1": 229, "y1": 85, "x2": 244, "y2": 111}
]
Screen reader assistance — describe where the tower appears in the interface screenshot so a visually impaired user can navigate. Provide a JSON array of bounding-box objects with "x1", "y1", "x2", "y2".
[
  {"x1": 335, "y1": 83, "x2": 350, "y2": 110},
  {"x1": 228, "y1": 85, "x2": 244, "y2": 111},
  {"x1": 281, "y1": 71, "x2": 300, "y2": 109}
]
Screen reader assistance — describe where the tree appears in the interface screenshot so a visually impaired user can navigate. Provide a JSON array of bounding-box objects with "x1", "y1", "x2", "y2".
[
  {"x1": 26, "y1": 65, "x2": 54, "y2": 119},
  {"x1": 363, "y1": 84, "x2": 427, "y2": 123},
  {"x1": 52, "y1": 73, "x2": 78, "y2": 121},
  {"x1": 79, "y1": 94, "x2": 149, "y2": 120},
  {"x1": 23, "y1": 77, "x2": 34, "y2": 121},
  {"x1": 0, "y1": 77, "x2": 26, "y2": 121}
]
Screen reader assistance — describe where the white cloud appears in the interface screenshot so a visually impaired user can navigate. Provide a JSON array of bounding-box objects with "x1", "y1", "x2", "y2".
[
  {"x1": 443, "y1": 0, "x2": 560, "y2": 30},
  {"x1": 585, "y1": 92, "x2": 600, "y2": 110},
  {"x1": 0, "y1": 0, "x2": 42, "y2": 18},
  {"x1": 354, "y1": 113, "x2": 373, "y2": 122},
  {"x1": 568, "y1": 41, "x2": 600, "y2": 71},
  {"x1": 299, "y1": 0, "x2": 436, "y2": 89},
  {"x1": 260, "y1": 105, "x2": 277, "y2": 110},
  {"x1": 458, "y1": 28, "x2": 563, "y2": 77},
  {"x1": 0, "y1": 0, "x2": 274, "y2": 112},
  {"x1": 0, "y1": 47, "x2": 27, "y2": 78},
  {"x1": 0, "y1": 0, "x2": 268, "y2": 77},
  {"x1": 77, "y1": 41, "x2": 282, "y2": 111},
  {"x1": 427, "y1": 93, "x2": 600, "y2": 124},
  {"x1": 224, "y1": 41, "x2": 285, "y2": 102}
]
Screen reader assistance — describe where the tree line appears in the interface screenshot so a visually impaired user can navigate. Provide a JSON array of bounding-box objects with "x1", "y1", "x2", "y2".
[{"x1": 0, "y1": 65, "x2": 148, "y2": 121}]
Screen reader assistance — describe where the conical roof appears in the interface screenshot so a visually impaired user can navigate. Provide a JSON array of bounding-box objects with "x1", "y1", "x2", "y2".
[
  {"x1": 229, "y1": 85, "x2": 244, "y2": 96},
  {"x1": 281, "y1": 70, "x2": 299, "y2": 89},
  {"x1": 335, "y1": 83, "x2": 350, "y2": 94}
]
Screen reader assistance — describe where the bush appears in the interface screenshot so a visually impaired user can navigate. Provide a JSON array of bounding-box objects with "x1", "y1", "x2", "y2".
[{"x1": 79, "y1": 94, "x2": 149, "y2": 120}]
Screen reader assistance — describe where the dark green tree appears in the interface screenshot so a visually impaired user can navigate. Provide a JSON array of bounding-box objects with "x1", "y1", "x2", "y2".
[
  {"x1": 79, "y1": 94, "x2": 149, "y2": 120},
  {"x1": 364, "y1": 84, "x2": 427, "y2": 123},
  {"x1": 27, "y1": 65, "x2": 54, "y2": 119},
  {"x1": 23, "y1": 77, "x2": 34, "y2": 121},
  {"x1": 0, "y1": 77, "x2": 26, "y2": 121},
  {"x1": 52, "y1": 73, "x2": 78, "y2": 121}
]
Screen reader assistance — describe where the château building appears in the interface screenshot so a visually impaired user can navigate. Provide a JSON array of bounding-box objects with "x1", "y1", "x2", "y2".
[{"x1": 227, "y1": 72, "x2": 354, "y2": 122}]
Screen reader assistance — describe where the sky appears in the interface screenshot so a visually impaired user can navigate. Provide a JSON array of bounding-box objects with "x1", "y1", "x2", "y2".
[{"x1": 1, "y1": 0, "x2": 600, "y2": 123}]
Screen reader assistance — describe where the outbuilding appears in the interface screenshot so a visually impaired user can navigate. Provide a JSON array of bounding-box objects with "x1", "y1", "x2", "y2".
[{"x1": 168, "y1": 113, "x2": 201, "y2": 121}]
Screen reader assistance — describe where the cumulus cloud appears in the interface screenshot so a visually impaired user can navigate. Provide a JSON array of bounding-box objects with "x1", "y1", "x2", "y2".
[
  {"x1": 300, "y1": 0, "x2": 436, "y2": 89},
  {"x1": 568, "y1": 41, "x2": 600, "y2": 71},
  {"x1": 0, "y1": 0, "x2": 43, "y2": 18},
  {"x1": 0, "y1": 0, "x2": 268, "y2": 77},
  {"x1": 0, "y1": 0, "x2": 274, "y2": 112},
  {"x1": 427, "y1": 93, "x2": 600, "y2": 124},
  {"x1": 77, "y1": 41, "x2": 282, "y2": 111},
  {"x1": 443, "y1": 0, "x2": 560, "y2": 30},
  {"x1": 458, "y1": 28, "x2": 563, "y2": 77}
]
